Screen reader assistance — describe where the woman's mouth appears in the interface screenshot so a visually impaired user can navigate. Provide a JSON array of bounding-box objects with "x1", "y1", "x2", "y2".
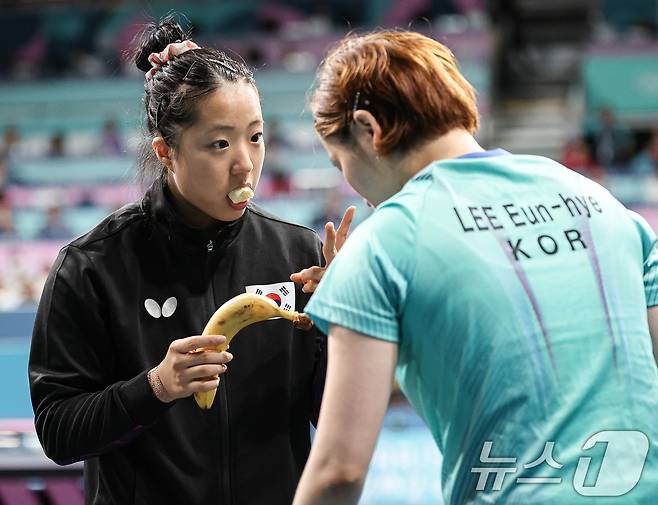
[
  {"x1": 227, "y1": 196, "x2": 249, "y2": 210},
  {"x1": 227, "y1": 185, "x2": 254, "y2": 210}
]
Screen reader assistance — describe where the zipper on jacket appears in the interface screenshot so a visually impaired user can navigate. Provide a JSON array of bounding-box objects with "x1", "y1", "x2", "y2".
[
  {"x1": 219, "y1": 375, "x2": 232, "y2": 505},
  {"x1": 205, "y1": 240, "x2": 232, "y2": 505}
]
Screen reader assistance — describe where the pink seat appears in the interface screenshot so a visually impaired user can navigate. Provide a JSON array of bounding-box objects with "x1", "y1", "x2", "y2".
[
  {"x1": 44, "y1": 479, "x2": 84, "y2": 505},
  {"x1": 0, "y1": 480, "x2": 40, "y2": 505}
]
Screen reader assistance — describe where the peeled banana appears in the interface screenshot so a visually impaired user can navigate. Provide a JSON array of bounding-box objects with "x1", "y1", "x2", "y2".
[
  {"x1": 193, "y1": 292, "x2": 312, "y2": 410},
  {"x1": 228, "y1": 186, "x2": 254, "y2": 204}
]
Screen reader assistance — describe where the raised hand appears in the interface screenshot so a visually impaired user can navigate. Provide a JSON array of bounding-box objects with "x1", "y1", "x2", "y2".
[{"x1": 290, "y1": 206, "x2": 356, "y2": 293}]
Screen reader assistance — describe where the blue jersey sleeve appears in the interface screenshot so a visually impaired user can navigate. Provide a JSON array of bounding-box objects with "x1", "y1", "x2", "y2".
[
  {"x1": 305, "y1": 203, "x2": 416, "y2": 343},
  {"x1": 628, "y1": 210, "x2": 658, "y2": 307}
]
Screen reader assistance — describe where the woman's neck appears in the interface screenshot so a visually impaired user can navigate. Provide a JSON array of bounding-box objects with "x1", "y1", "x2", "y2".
[
  {"x1": 396, "y1": 129, "x2": 484, "y2": 184},
  {"x1": 165, "y1": 178, "x2": 216, "y2": 230}
]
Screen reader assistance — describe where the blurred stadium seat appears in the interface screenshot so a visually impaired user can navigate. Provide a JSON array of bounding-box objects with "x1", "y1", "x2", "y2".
[
  {"x1": 43, "y1": 479, "x2": 84, "y2": 505},
  {"x1": 0, "y1": 480, "x2": 41, "y2": 505},
  {"x1": 583, "y1": 43, "x2": 658, "y2": 129}
]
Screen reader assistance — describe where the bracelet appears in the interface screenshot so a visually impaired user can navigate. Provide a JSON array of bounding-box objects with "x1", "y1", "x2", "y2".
[{"x1": 147, "y1": 367, "x2": 172, "y2": 403}]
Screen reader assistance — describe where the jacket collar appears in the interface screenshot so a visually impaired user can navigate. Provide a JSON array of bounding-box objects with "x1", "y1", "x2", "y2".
[{"x1": 143, "y1": 180, "x2": 246, "y2": 251}]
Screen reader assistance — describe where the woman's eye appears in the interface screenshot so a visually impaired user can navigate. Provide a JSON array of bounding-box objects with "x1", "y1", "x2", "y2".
[
  {"x1": 212, "y1": 139, "x2": 229, "y2": 149},
  {"x1": 251, "y1": 132, "x2": 263, "y2": 143}
]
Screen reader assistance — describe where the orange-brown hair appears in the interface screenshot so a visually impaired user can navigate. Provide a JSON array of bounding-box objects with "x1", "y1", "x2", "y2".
[{"x1": 310, "y1": 30, "x2": 479, "y2": 155}]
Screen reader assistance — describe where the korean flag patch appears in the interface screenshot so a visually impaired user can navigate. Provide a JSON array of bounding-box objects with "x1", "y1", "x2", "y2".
[{"x1": 245, "y1": 281, "x2": 296, "y2": 313}]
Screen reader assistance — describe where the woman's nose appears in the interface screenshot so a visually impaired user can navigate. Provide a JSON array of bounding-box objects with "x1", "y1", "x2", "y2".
[{"x1": 230, "y1": 145, "x2": 253, "y2": 175}]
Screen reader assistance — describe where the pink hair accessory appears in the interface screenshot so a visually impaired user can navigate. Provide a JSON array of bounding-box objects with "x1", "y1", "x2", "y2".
[{"x1": 145, "y1": 40, "x2": 199, "y2": 81}]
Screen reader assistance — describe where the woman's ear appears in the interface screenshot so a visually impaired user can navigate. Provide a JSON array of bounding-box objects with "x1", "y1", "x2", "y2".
[
  {"x1": 353, "y1": 110, "x2": 382, "y2": 155},
  {"x1": 152, "y1": 137, "x2": 174, "y2": 171}
]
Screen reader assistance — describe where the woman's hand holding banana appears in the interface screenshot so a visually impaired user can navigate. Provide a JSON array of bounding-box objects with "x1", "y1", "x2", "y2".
[
  {"x1": 148, "y1": 334, "x2": 233, "y2": 403},
  {"x1": 147, "y1": 204, "x2": 355, "y2": 406},
  {"x1": 290, "y1": 206, "x2": 356, "y2": 293}
]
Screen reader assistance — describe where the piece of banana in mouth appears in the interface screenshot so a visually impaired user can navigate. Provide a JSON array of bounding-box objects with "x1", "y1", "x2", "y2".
[{"x1": 228, "y1": 187, "x2": 254, "y2": 204}]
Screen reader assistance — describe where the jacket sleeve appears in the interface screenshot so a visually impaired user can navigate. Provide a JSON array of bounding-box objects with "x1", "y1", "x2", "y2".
[
  {"x1": 309, "y1": 327, "x2": 327, "y2": 427},
  {"x1": 309, "y1": 236, "x2": 327, "y2": 427},
  {"x1": 28, "y1": 246, "x2": 172, "y2": 465}
]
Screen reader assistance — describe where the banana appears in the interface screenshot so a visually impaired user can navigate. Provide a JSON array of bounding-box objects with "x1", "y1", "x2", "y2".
[
  {"x1": 228, "y1": 186, "x2": 254, "y2": 204},
  {"x1": 193, "y1": 292, "x2": 312, "y2": 410}
]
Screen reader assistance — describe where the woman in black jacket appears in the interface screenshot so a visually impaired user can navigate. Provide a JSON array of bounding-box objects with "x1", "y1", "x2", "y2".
[{"x1": 28, "y1": 18, "x2": 352, "y2": 505}]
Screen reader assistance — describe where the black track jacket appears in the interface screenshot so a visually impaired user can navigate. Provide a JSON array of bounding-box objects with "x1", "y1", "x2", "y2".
[{"x1": 29, "y1": 182, "x2": 326, "y2": 505}]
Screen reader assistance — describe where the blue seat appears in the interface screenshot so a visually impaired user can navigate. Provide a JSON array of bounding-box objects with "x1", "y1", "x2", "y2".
[
  {"x1": 13, "y1": 206, "x2": 113, "y2": 239},
  {"x1": 10, "y1": 156, "x2": 133, "y2": 185}
]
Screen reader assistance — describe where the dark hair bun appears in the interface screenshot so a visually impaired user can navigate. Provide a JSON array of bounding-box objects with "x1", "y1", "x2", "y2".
[{"x1": 134, "y1": 17, "x2": 188, "y2": 73}]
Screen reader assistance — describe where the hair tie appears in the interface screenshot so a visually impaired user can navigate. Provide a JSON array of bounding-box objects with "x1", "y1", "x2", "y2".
[{"x1": 145, "y1": 40, "x2": 199, "y2": 81}]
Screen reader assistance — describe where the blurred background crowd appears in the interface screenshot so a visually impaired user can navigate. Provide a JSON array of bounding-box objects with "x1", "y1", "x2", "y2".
[
  {"x1": 1, "y1": 0, "x2": 658, "y2": 311},
  {"x1": 0, "y1": 0, "x2": 657, "y2": 502}
]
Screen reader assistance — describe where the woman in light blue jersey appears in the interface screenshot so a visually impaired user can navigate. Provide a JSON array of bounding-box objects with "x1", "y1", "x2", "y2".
[{"x1": 292, "y1": 30, "x2": 658, "y2": 505}]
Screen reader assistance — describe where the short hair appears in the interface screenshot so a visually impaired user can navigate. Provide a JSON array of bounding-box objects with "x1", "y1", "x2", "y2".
[{"x1": 310, "y1": 30, "x2": 479, "y2": 155}]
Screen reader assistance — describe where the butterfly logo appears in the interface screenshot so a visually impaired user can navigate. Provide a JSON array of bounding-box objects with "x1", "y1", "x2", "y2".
[{"x1": 144, "y1": 297, "x2": 177, "y2": 318}]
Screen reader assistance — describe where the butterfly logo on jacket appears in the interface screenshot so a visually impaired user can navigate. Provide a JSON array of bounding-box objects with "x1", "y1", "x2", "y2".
[{"x1": 144, "y1": 297, "x2": 177, "y2": 318}]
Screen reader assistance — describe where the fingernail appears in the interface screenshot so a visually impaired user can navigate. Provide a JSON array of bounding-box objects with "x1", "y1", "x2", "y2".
[{"x1": 226, "y1": 352, "x2": 233, "y2": 361}]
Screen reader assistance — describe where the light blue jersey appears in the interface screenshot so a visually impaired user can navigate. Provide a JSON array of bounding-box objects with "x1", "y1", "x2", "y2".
[{"x1": 306, "y1": 151, "x2": 658, "y2": 504}]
